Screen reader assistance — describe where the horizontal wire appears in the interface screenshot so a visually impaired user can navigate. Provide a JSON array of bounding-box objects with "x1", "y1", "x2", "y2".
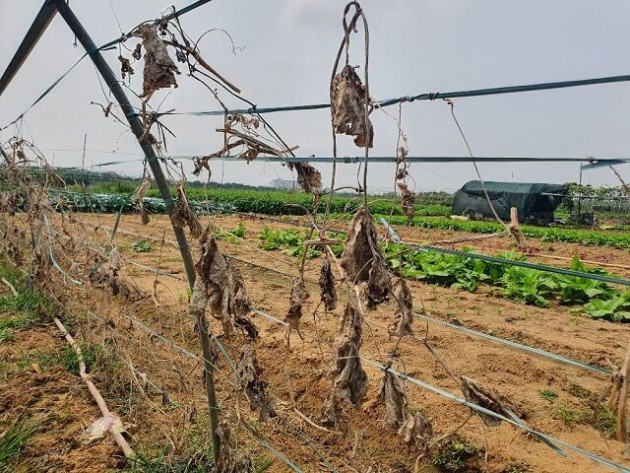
[
  {"x1": 151, "y1": 73, "x2": 630, "y2": 117},
  {"x1": 252, "y1": 306, "x2": 630, "y2": 473},
  {"x1": 78, "y1": 217, "x2": 616, "y2": 379}
]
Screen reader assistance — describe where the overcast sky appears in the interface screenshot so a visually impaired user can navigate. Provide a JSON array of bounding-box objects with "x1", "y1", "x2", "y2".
[{"x1": 2, "y1": 1, "x2": 630, "y2": 192}]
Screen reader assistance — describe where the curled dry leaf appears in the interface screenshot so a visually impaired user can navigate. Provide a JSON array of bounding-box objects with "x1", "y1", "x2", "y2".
[
  {"x1": 377, "y1": 369, "x2": 407, "y2": 429},
  {"x1": 118, "y1": 55, "x2": 134, "y2": 79},
  {"x1": 286, "y1": 276, "x2": 309, "y2": 329},
  {"x1": 365, "y1": 258, "x2": 391, "y2": 309},
  {"x1": 132, "y1": 178, "x2": 151, "y2": 204},
  {"x1": 397, "y1": 182, "x2": 415, "y2": 220},
  {"x1": 193, "y1": 230, "x2": 233, "y2": 335},
  {"x1": 321, "y1": 393, "x2": 343, "y2": 427},
  {"x1": 172, "y1": 186, "x2": 202, "y2": 238},
  {"x1": 340, "y1": 207, "x2": 380, "y2": 284},
  {"x1": 229, "y1": 265, "x2": 258, "y2": 340},
  {"x1": 237, "y1": 344, "x2": 276, "y2": 421},
  {"x1": 132, "y1": 178, "x2": 151, "y2": 225},
  {"x1": 332, "y1": 299, "x2": 368, "y2": 405},
  {"x1": 292, "y1": 162, "x2": 322, "y2": 194},
  {"x1": 108, "y1": 248, "x2": 124, "y2": 275},
  {"x1": 134, "y1": 24, "x2": 179, "y2": 97},
  {"x1": 132, "y1": 43, "x2": 142, "y2": 60},
  {"x1": 319, "y1": 258, "x2": 337, "y2": 311},
  {"x1": 397, "y1": 412, "x2": 433, "y2": 451},
  {"x1": 390, "y1": 278, "x2": 414, "y2": 337},
  {"x1": 331, "y1": 64, "x2": 373, "y2": 148},
  {"x1": 193, "y1": 230, "x2": 257, "y2": 337},
  {"x1": 459, "y1": 375, "x2": 511, "y2": 427},
  {"x1": 341, "y1": 207, "x2": 392, "y2": 308}
]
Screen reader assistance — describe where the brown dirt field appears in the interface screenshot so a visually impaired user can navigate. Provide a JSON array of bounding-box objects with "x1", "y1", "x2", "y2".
[
  {"x1": 7, "y1": 211, "x2": 630, "y2": 472},
  {"x1": 0, "y1": 318, "x2": 123, "y2": 472}
]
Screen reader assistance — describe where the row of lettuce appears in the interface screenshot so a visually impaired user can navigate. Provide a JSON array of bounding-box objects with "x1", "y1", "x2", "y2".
[{"x1": 241, "y1": 225, "x2": 630, "y2": 322}]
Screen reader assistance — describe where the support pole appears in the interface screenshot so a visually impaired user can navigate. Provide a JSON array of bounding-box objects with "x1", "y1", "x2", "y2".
[
  {"x1": 0, "y1": 1, "x2": 57, "y2": 96},
  {"x1": 52, "y1": 0, "x2": 220, "y2": 462},
  {"x1": 52, "y1": 0, "x2": 197, "y2": 287}
]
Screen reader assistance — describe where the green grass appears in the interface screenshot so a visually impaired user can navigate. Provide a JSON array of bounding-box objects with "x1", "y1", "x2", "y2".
[
  {"x1": 0, "y1": 417, "x2": 41, "y2": 472},
  {"x1": 132, "y1": 240, "x2": 153, "y2": 253},
  {"x1": 434, "y1": 438, "x2": 482, "y2": 472},
  {"x1": 555, "y1": 403, "x2": 580, "y2": 427},
  {"x1": 15, "y1": 343, "x2": 103, "y2": 376},
  {"x1": 538, "y1": 389, "x2": 559, "y2": 403},
  {"x1": 0, "y1": 328, "x2": 14, "y2": 343},
  {"x1": 0, "y1": 259, "x2": 49, "y2": 334},
  {"x1": 582, "y1": 405, "x2": 617, "y2": 437}
]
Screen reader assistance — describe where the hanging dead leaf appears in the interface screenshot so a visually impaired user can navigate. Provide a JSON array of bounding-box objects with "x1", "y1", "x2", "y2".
[
  {"x1": 398, "y1": 182, "x2": 415, "y2": 220},
  {"x1": 132, "y1": 178, "x2": 151, "y2": 204},
  {"x1": 194, "y1": 230, "x2": 233, "y2": 335},
  {"x1": 319, "y1": 259, "x2": 337, "y2": 311},
  {"x1": 390, "y1": 278, "x2": 414, "y2": 337},
  {"x1": 321, "y1": 393, "x2": 343, "y2": 427},
  {"x1": 397, "y1": 412, "x2": 433, "y2": 451},
  {"x1": 286, "y1": 276, "x2": 309, "y2": 330},
  {"x1": 332, "y1": 299, "x2": 368, "y2": 405},
  {"x1": 108, "y1": 248, "x2": 124, "y2": 275},
  {"x1": 118, "y1": 55, "x2": 134, "y2": 79},
  {"x1": 331, "y1": 64, "x2": 373, "y2": 148},
  {"x1": 172, "y1": 186, "x2": 202, "y2": 238},
  {"x1": 229, "y1": 264, "x2": 258, "y2": 340},
  {"x1": 365, "y1": 258, "x2": 391, "y2": 309},
  {"x1": 134, "y1": 24, "x2": 179, "y2": 98},
  {"x1": 132, "y1": 43, "x2": 142, "y2": 60},
  {"x1": 292, "y1": 162, "x2": 322, "y2": 193},
  {"x1": 377, "y1": 369, "x2": 407, "y2": 429},
  {"x1": 237, "y1": 344, "x2": 276, "y2": 421},
  {"x1": 340, "y1": 207, "x2": 380, "y2": 284}
]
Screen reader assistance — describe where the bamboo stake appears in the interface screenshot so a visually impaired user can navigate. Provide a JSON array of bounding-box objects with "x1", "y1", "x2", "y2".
[{"x1": 52, "y1": 317, "x2": 133, "y2": 458}]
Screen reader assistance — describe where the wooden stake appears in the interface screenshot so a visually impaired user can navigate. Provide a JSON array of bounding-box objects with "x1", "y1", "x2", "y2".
[{"x1": 509, "y1": 207, "x2": 526, "y2": 249}]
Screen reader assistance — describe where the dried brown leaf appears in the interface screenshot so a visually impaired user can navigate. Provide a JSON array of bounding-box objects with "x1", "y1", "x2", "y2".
[
  {"x1": 293, "y1": 162, "x2": 322, "y2": 193},
  {"x1": 134, "y1": 24, "x2": 179, "y2": 97},
  {"x1": 237, "y1": 344, "x2": 276, "y2": 421},
  {"x1": 319, "y1": 259, "x2": 337, "y2": 311},
  {"x1": 365, "y1": 258, "x2": 391, "y2": 308},
  {"x1": 340, "y1": 207, "x2": 380, "y2": 284},
  {"x1": 397, "y1": 412, "x2": 433, "y2": 450},
  {"x1": 331, "y1": 65, "x2": 373, "y2": 148},
  {"x1": 459, "y1": 375, "x2": 511, "y2": 427},
  {"x1": 390, "y1": 278, "x2": 414, "y2": 337},
  {"x1": 398, "y1": 182, "x2": 415, "y2": 220},
  {"x1": 172, "y1": 186, "x2": 202, "y2": 238},
  {"x1": 377, "y1": 369, "x2": 407, "y2": 429},
  {"x1": 332, "y1": 299, "x2": 368, "y2": 405},
  {"x1": 194, "y1": 230, "x2": 233, "y2": 334},
  {"x1": 286, "y1": 277, "x2": 309, "y2": 329}
]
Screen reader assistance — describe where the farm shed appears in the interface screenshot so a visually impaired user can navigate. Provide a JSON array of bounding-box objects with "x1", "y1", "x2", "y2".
[{"x1": 451, "y1": 180, "x2": 568, "y2": 223}]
